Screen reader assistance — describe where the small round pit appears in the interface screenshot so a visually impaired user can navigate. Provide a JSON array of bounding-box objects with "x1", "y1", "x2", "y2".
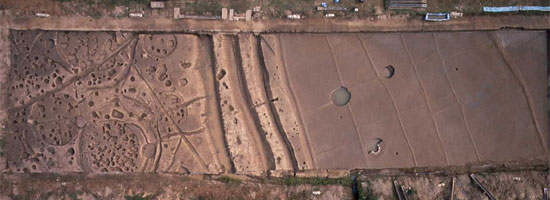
[{"x1": 383, "y1": 65, "x2": 395, "y2": 79}]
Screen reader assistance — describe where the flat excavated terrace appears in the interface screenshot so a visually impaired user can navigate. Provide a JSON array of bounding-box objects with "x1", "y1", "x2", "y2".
[
  {"x1": 1, "y1": 30, "x2": 547, "y2": 174},
  {"x1": 263, "y1": 31, "x2": 548, "y2": 169}
]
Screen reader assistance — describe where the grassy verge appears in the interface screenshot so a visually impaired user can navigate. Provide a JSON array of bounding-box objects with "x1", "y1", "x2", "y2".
[
  {"x1": 356, "y1": 180, "x2": 378, "y2": 200},
  {"x1": 183, "y1": 0, "x2": 223, "y2": 15},
  {"x1": 266, "y1": 0, "x2": 316, "y2": 17},
  {"x1": 0, "y1": 131, "x2": 6, "y2": 157},
  {"x1": 216, "y1": 176, "x2": 243, "y2": 185},
  {"x1": 124, "y1": 193, "x2": 156, "y2": 200},
  {"x1": 278, "y1": 176, "x2": 352, "y2": 186},
  {"x1": 55, "y1": 0, "x2": 148, "y2": 6}
]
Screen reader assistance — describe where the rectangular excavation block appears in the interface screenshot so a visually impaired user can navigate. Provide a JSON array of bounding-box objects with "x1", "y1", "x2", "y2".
[
  {"x1": 2, "y1": 31, "x2": 230, "y2": 174},
  {"x1": 1, "y1": 30, "x2": 547, "y2": 174},
  {"x1": 264, "y1": 31, "x2": 548, "y2": 170}
]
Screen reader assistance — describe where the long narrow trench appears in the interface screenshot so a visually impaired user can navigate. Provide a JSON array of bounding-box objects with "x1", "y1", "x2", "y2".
[
  {"x1": 254, "y1": 35, "x2": 299, "y2": 172},
  {"x1": 207, "y1": 34, "x2": 236, "y2": 173},
  {"x1": 231, "y1": 35, "x2": 276, "y2": 172}
]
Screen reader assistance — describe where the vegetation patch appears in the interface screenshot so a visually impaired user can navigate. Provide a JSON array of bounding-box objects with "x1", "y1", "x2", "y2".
[
  {"x1": 279, "y1": 176, "x2": 352, "y2": 186},
  {"x1": 124, "y1": 193, "x2": 155, "y2": 200},
  {"x1": 55, "y1": 0, "x2": 149, "y2": 6},
  {"x1": 228, "y1": 0, "x2": 250, "y2": 13},
  {"x1": 353, "y1": 178, "x2": 378, "y2": 200},
  {"x1": 266, "y1": 0, "x2": 315, "y2": 17},
  {"x1": 216, "y1": 176, "x2": 242, "y2": 185},
  {"x1": 185, "y1": 0, "x2": 223, "y2": 15},
  {"x1": 406, "y1": 187, "x2": 416, "y2": 196},
  {"x1": 0, "y1": 133, "x2": 6, "y2": 157}
]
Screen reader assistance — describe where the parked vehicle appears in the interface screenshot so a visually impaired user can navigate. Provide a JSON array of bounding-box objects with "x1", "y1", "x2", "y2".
[
  {"x1": 424, "y1": 13, "x2": 450, "y2": 21},
  {"x1": 287, "y1": 14, "x2": 302, "y2": 19}
]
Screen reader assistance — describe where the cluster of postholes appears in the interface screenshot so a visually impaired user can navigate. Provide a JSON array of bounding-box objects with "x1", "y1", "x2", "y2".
[{"x1": 4, "y1": 31, "x2": 198, "y2": 173}]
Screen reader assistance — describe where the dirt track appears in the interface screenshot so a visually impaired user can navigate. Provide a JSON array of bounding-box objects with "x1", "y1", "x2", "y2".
[{"x1": 1, "y1": 10, "x2": 549, "y2": 33}]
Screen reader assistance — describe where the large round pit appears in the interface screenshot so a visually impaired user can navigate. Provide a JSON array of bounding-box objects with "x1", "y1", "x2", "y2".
[{"x1": 331, "y1": 87, "x2": 351, "y2": 106}]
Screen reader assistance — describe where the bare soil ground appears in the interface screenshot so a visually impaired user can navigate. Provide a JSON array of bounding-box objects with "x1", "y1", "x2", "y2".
[
  {"x1": 0, "y1": 167, "x2": 546, "y2": 199},
  {"x1": 263, "y1": 31, "x2": 548, "y2": 169},
  {"x1": 0, "y1": 2, "x2": 548, "y2": 199},
  {"x1": 0, "y1": 29, "x2": 548, "y2": 199},
  {"x1": 356, "y1": 168, "x2": 548, "y2": 199},
  {"x1": 2, "y1": 30, "x2": 233, "y2": 174},
  {"x1": 0, "y1": 173, "x2": 352, "y2": 200}
]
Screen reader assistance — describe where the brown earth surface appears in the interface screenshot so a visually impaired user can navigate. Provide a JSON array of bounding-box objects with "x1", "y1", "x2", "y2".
[
  {"x1": 0, "y1": 173, "x2": 352, "y2": 200},
  {"x1": 0, "y1": 5, "x2": 549, "y2": 199},
  {"x1": 356, "y1": 167, "x2": 548, "y2": 199},
  {"x1": 2, "y1": 31, "x2": 231, "y2": 174},
  {"x1": 0, "y1": 166, "x2": 547, "y2": 199},
  {"x1": 0, "y1": 29, "x2": 547, "y2": 175},
  {"x1": 261, "y1": 31, "x2": 548, "y2": 169}
]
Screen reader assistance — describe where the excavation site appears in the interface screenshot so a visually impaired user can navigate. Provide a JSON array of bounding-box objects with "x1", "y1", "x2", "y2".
[
  {"x1": 2, "y1": 0, "x2": 550, "y2": 196},
  {"x1": 0, "y1": 29, "x2": 549, "y2": 199},
  {"x1": 1, "y1": 30, "x2": 547, "y2": 176}
]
